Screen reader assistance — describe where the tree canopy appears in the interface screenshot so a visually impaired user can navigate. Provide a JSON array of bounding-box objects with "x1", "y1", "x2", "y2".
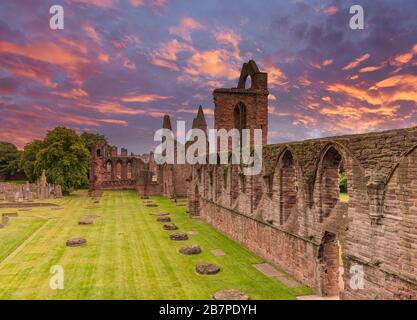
[
  {"x1": 80, "y1": 132, "x2": 107, "y2": 152},
  {"x1": 20, "y1": 140, "x2": 45, "y2": 182},
  {"x1": 34, "y1": 127, "x2": 90, "y2": 194}
]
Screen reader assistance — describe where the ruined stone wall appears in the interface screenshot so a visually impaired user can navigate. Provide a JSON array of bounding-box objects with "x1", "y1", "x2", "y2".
[
  {"x1": 0, "y1": 181, "x2": 62, "y2": 202},
  {"x1": 89, "y1": 141, "x2": 144, "y2": 191},
  {"x1": 158, "y1": 164, "x2": 190, "y2": 198},
  {"x1": 188, "y1": 126, "x2": 417, "y2": 299}
]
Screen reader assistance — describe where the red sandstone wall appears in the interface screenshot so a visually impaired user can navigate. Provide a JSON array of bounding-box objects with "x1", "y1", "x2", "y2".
[{"x1": 190, "y1": 127, "x2": 417, "y2": 299}]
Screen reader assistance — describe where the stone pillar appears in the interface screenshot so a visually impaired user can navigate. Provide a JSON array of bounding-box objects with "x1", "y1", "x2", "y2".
[
  {"x1": 39, "y1": 170, "x2": 47, "y2": 200},
  {"x1": 2, "y1": 215, "x2": 9, "y2": 226}
]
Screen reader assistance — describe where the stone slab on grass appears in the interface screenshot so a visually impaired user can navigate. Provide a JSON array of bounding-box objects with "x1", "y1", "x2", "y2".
[
  {"x1": 213, "y1": 289, "x2": 249, "y2": 300},
  {"x1": 275, "y1": 275, "x2": 301, "y2": 288},
  {"x1": 196, "y1": 263, "x2": 220, "y2": 275},
  {"x1": 149, "y1": 212, "x2": 170, "y2": 216},
  {"x1": 66, "y1": 237, "x2": 87, "y2": 247},
  {"x1": 253, "y1": 263, "x2": 284, "y2": 277},
  {"x1": 2, "y1": 212, "x2": 18, "y2": 217},
  {"x1": 296, "y1": 295, "x2": 339, "y2": 300}
]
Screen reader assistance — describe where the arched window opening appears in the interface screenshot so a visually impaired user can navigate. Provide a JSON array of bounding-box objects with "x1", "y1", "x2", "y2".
[
  {"x1": 106, "y1": 161, "x2": 112, "y2": 180},
  {"x1": 127, "y1": 162, "x2": 132, "y2": 180},
  {"x1": 97, "y1": 149, "x2": 101, "y2": 157},
  {"x1": 252, "y1": 174, "x2": 263, "y2": 210},
  {"x1": 319, "y1": 232, "x2": 344, "y2": 298},
  {"x1": 244, "y1": 75, "x2": 252, "y2": 89},
  {"x1": 233, "y1": 103, "x2": 246, "y2": 146},
  {"x1": 279, "y1": 150, "x2": 297, "y2": 225},
  {"x1": 318, "y1": 147, "x2": 344, "y2": 222},
  {"x1": 230, "y1": 165, "x2": 239, "y2": 204},
  {"x1": 240, "y1": 173, "x2": 246, "y2": 193},
  {"x1": 116, "y1": 162, "x2": 122, "y2": 180},
  {"x1": 339, "y1": 162, "x2": 348, "y2": 203},
  {"x1": 190, "y1": 185, "x2": 200, "y2": 216}
]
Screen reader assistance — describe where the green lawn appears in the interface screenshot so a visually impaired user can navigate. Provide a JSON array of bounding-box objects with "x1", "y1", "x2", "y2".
[
  {"x1": 0, "y1": 191, "x2": 311, "y2": 300},
  {"x1": 339, "y1": 192, "x2": 349, "y2": 203}
]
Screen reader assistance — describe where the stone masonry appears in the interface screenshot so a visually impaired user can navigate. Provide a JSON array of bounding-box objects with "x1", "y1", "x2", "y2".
[
  {"x1": 88, "y1": 60, "x2": 417, "y2": 299},
  {"x1": 187, "y1": 60, "x2": 417, "y2": 299}
]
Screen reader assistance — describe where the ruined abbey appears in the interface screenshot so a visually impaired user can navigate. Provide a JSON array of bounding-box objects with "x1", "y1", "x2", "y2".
[{"x1": 89, "y1": 60, "x2": 417, "y2": 299}]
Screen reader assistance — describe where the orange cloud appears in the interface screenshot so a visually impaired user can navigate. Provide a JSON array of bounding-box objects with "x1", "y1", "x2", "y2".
[
  {"x1": 327, "y1": 73, "x2": 417, "y2": 107},
  {"x1": 169, "y1": 17, "x2": 205, "y2": 42},
  {"x1": 375, "y1": 74, "x2": 417, "y2": 89},
  {"x1": 320, "y1": 105, "x2": 400, "y2": 118},
  {"x1": 153, "y1": 39, "x2": 195, "y2": 61},
  {"x1": 67, "y1": 0, "x2": 117, "y2": 8},
  {"x1": 98, "y1": 53, "x2": 110, "y2": 62},
  {"x1": 268, "y1": 94, "x2": 277, "y2": 101},
  {"x1": 129, "y1": 0, "x2": 144, "y2": 7},
  {"x1": 121, "y1": 94, "x2": 171, "y2": 103},
  {"x1": 0, "y1": 56, "x2": 57, "y2": 88},
  {"x1": 122, "y1": 57, "x2": 136, "y2": 70},
  {"x1": 393, "y1": 44, "x2": 417, "y2": 65},
  {"x1": 342, "y1": 53, "x2": 370, "y2": 70},
  {"x1": 82, "y1": 22, "x2": 101, "y2": 45},
  {"x1": 322, "y1": 59, "x2": 333, "y2": 66},
  {"x1": 268, "y1": 66, "x2": 288, "y2": 86},
  {"x1": 0, "y1": 41, "x2": 88, "y2": 68},
  {"x1": 326, "y1": 83, "x2": 383, "y2": 105},
  {"x1": 214, "y1": 29, "x2": 241, "y2": 54},
  {"x1": 359, "y1": 64, "x2": 384, "y2": 73},
  {"x1": 150, "y1": 58, "x2": 179, "y2": 71},
  {"x1": 55, "y1": 88, "x2": 89, "y2": 99},
  {"x1": 183, "y1": 49, "x2": 240, "y2": 79},
  {"x1": 326, "y1": 6, "x2": 338, "y2": 15}
]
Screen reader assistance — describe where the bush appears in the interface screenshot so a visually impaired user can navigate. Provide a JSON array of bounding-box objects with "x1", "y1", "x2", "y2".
[{"x1": 339, "y1": 171, "x2": 348, "y2": 193}]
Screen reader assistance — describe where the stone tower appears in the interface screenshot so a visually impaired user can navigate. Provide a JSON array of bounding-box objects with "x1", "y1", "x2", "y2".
[
  {"x1": 162, "y1": 114, "x2": 172, "y2": 130},
  {"x1": 213, "y1": 60, "x2": 269, "y2": 147},
  {"x1": 192, "y1": 105, "x2": 207, "y2": 134}
]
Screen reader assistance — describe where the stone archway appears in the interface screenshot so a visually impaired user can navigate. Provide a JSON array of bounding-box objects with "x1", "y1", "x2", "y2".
[
  {"x1": 279, "y1": 150, "x2": 297, "y2": 225},
  {"x1": 316, "y1": 146, "x2": 344, "y2": 222},
  {"x1": 189, "y1": 184, "x2": 200, "y2": 217},
  {"x1": 105, "y1": 160, "x2": 112, "y2": 180},
  {"x1": 116, "y1": 161, "x2": 122, "y2": 180},
  {"x1": 319, "y1": 231, "x2": 341, "y2": 297}
]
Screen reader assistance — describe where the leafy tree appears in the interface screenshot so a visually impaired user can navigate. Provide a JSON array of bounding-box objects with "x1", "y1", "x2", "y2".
[
  {"x1": 35, "y1": 127, "x2": 90, "y2": 194},
  {"x1": 339, "y1": 171, "x2": 348, "y2": 193},
  {"x1": 20, "y1": 140, "x2": 44, "y2": 182},
  {"x1": 0, "y1": 141, "x2": 21, "y2": 179},
  {"x1": 80, "y1": 132, "x2": 107, "y2": 152}
]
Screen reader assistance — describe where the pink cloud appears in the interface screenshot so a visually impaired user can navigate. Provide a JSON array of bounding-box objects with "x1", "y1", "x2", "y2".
[{"x1": 169, "y1": 17, "x2": 205, "y2": 42}]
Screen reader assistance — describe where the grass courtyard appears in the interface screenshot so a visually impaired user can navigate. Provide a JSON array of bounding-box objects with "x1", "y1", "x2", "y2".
[{"x1": 0, "y1": 191, "x2": 311, "y2": 300}]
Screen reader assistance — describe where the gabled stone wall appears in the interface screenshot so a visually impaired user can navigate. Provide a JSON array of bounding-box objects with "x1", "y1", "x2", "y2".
[{"x1": 188, "y1": 127, "x2": 417, "y2": 299}]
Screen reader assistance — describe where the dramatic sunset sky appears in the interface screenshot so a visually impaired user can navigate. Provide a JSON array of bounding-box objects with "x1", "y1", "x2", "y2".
[{"x1": 0, "y1": 0, "x2": 416, "y2": 153}]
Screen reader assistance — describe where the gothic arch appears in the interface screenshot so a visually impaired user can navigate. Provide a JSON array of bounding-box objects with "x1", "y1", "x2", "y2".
[
  {"x1": 237, "y1": 60, "x2": 261, "y2": 89},
  {"x1": 314, "y1": 144, "x2": 346, "y2": 223},
  {"x1": 277, "y1": 149, "x2": 297, "y2": 225},
  {"x1": 105, "y1": 160, "x2": 112, "y2": 180},
  {"x1": 115, "y1": 160, "x2": 122, "y2": 180},
  {"x1": 234, "y1": 102, "x2": 247, "y2": 132},
  {"x1": 385, "y1": 144, "x2": 417, "y2": 190},
  {"x1": 126, "y1": 161, "x2": 133, "y2": 180}
]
